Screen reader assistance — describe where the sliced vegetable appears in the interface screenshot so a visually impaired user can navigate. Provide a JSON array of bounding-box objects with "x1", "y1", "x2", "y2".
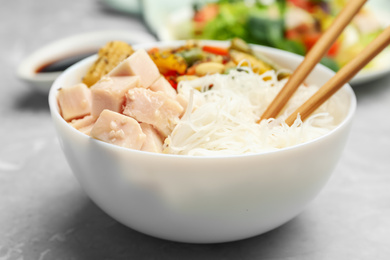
[
  {"x1": 149, "y1": 51, "x2": 187, "y2": 74},
  {"x1": 202, "y1": 45, "x2": 229, "y2": 56},
  {"x1": 230, "y1": 37, "x2": 252, "y2": 54},
  {"x1": 162, "y1": 70, "x2": 179, "y2": 89},
  {"x1": 177, "y1": 48, "x2": 204, "y2": 66}
]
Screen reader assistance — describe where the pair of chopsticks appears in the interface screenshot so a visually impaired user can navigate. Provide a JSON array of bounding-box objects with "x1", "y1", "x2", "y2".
[{"x1": 258, "y1": 0, "x2": 390, "y2": 126}]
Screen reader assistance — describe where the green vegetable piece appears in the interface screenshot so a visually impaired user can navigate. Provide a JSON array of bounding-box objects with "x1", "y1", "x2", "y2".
[
  {"x1": 320, "y1": 57, "x2": 340, "y2": 72},
  {"x1": 230, "y1": 37, "x2": 252, "y2": 54},
  {"x1": 248, "y1": 15, "x2": 285, "y2": 47},
  {"x1": 275, "y1": 40, "x2": 306, "y2": 56},
  {"x1": 177, "y1": 48, "x2": 203, "y2": 66}
]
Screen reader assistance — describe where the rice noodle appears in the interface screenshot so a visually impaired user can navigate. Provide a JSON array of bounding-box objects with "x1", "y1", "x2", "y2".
[{"x1": 164, "y1": 67, "x2": 347, "y2": 156}]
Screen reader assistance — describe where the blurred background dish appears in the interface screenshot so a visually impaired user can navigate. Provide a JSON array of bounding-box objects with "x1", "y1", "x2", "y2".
[
  {"x1": 145, "y1": 0, "x2": 390, "y2": 85},
  {"x1": 99, "y1": 0, "x2": 142, "y2": 15},
  {"x1": 17, "y1": 30, "x2": 156, "y2": 94}
]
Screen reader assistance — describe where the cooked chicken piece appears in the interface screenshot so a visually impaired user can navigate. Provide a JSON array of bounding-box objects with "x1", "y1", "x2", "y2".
[
  {"x1": 90, "y1": 109, "x2": 146, "y2": 149},
  {"x1": 57, "y1": 83, "x2": 92, "y2": 121},
  {"x1": 123, "y1": 88, "x2": 183, "y2": 137},
  {"x1": 90, "y1": 76, "x2": 140, "y2": 118},
  {"x1": 148, "y1": 76, "x2": 177, "y2": 99},
  {"x1": 69, "y1": 115, "x2": 96, "y2": 135},
  {"x1": 140, "y1": 123, "x2": 164, "y2": 153},
  {"x1": 108, "y1": 49, "x2": 160, "y2": 88}
]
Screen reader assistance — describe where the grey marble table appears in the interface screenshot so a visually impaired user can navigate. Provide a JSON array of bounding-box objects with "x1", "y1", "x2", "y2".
[{"x1": 1, "y1": 0, "x2": 390, "y2": 259}]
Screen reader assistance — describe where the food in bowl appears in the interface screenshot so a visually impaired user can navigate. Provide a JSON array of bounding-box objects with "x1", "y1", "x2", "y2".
[
  {"x1": 56, "y1": 39, "x2": 349, "y2": 156},
  {"x1": 49, "y1": 40, "x2": 356, "y2": 243}
]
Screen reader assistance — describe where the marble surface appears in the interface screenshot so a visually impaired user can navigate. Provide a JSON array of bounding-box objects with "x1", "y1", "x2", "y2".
[{"x1": 1, "y1": 0, "x2": 390, "y2": 259}]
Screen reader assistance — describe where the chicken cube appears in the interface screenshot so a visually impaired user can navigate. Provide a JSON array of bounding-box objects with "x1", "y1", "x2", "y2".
[
  {"x1": 149, "y1": 76, "x2": 177, "y2": 99},
  {"x1": 90, "y1": 76, "x2": 140, "y2": 118},
  {"x1": 90, "y1": 109, "x2": 146, "y2": 150},
  {"x1": 123, "y1": 88, "x2": 183, "y2": 137},
  {"x1": 69, "y1": 115, "x2": 96, "y2": 135},
  {"x1": 57, "y1": 83, "x2": 92, "y2": 121},
  {"x1": 108, "y1": 49, "x2": 160, "y2": 88},
  {"x1": 140, "y1": 123, "x2": 164, "y2": 153}
]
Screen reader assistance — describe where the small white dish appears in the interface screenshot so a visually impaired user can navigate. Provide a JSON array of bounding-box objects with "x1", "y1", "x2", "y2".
[{"x1": 17, "y1": 30, "x2": 156, "y2": 94}]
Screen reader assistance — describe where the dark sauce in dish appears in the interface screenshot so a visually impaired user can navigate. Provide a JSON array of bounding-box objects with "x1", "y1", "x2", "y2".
[{"x1": 35, "y1": 50, "x2": 97, "y2": 73}]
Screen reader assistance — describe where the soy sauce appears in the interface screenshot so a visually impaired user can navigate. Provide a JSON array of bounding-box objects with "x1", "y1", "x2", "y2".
[{"x1": 35, "y1": 50, "x2": 97, "y2": 73}]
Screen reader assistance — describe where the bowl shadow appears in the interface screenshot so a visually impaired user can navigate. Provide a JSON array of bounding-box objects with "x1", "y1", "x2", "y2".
[
  {"x1": 351, "y1": 74, "x2": 390, "y2": 102},
  {"x1": 12, "y1": 87, "x2": 50, "y2": 111},
  {"x1": 50, "y1": 198, "x2": 314, "y2": 260}
]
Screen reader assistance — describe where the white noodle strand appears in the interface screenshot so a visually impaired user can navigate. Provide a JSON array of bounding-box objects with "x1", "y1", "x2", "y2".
[{"x1": 165, "y1": 69, "x2": 347, "y2": 156}]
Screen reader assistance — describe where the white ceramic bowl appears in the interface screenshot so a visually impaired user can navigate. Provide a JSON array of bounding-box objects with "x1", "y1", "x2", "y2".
[{"x1": 49, "y1": 41, "x2": 356, "y2": 243}]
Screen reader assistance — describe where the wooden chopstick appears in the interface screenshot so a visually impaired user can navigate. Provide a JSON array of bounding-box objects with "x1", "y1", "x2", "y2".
[
  {"x1": 285, "y1": 26, "x2": 390, "y2": 126},
  {"x1": 258, "y1": 0, "x2": 367, "y2": 123}
]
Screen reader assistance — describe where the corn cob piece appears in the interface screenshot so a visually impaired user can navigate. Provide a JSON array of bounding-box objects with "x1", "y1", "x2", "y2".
[{"x1": 82, "y1": 41, "x2": 134, "y2": 87}]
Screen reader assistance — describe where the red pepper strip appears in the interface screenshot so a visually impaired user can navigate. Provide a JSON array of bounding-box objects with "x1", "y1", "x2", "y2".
[
  {"x1": 202, "y1": 45, "x2": 229, "y2": 56},
  {"x1": 166, "y1": 78, "x2": 177, "y2": 89},
  {"x1": 163, "y1": 70, "x2": 178, "y2": 89}
]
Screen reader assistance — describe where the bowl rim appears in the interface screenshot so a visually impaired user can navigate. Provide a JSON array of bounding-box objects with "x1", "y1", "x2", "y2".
[{"x1": 48, "y1": 40, "x2": 357, "y2": 159}]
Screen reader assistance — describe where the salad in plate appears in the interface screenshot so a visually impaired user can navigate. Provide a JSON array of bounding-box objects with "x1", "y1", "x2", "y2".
[{"x1": 170, "y1": 0, "x2": 388, "y2": 72}]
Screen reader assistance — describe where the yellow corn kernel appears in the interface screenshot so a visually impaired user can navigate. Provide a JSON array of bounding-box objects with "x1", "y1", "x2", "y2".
[{"x1": 82, "y1": 41, "x2": 134, "y2": 87}]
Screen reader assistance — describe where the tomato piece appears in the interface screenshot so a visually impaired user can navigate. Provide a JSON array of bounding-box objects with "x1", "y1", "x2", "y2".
[
  {"x1": 303, "y1": 33, "x2": 321, "y2": 51},
  {"x1": 303, "y1": 33, "x2": 340, "y2": 56},
  {"x1": 327, "y1": 41, "x2": 340, "y2": 57},
  {"x1": 288, "y1": 0, "x2": 316, "y2": 13},
  {"x1": 193, "y1": 4, "x2": 219, "y2": 23},
  {"x1": 202, "y1": 45, "x2": 229, "y2": 56}
]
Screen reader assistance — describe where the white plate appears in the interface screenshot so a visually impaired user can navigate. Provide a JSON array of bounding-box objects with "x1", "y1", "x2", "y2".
[
  {"x1": 147, "y1": 1, "x2": 390, "y2": 85},
  {"x1": 350, "y1": 0, "x2": 390, "y2": 84},
  {"x1": 17, "y1": 30, "x2": 156, "y2": 94}
]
